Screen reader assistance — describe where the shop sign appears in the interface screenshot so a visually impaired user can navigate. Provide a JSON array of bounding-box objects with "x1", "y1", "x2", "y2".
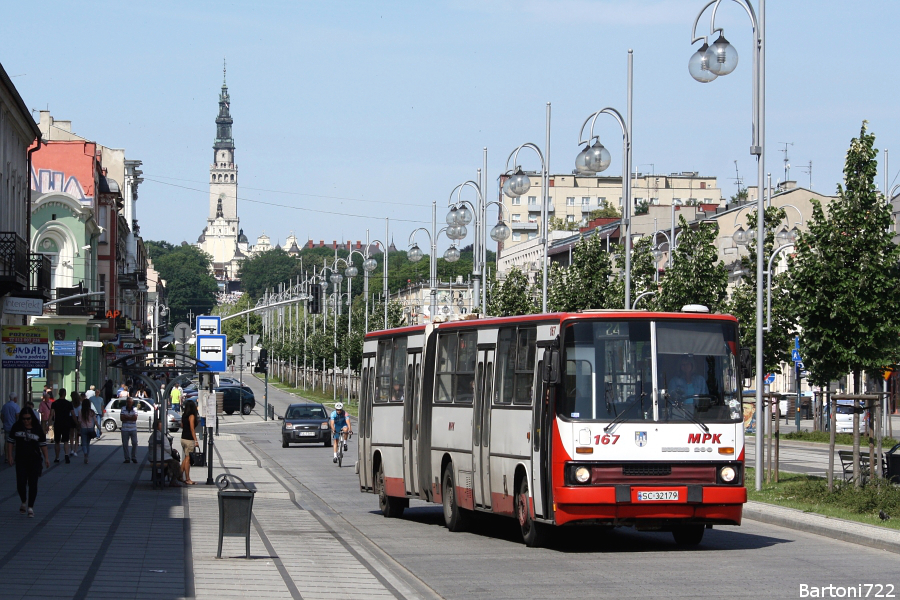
[
  {"x1": 2, "y1": 296, "x2": 43, "y2": 316},
  {"x1": 2, "y1": 343, "x2": 50, "y2": 368},
  {"x1": 2, "y1": 326, "x2": 49, "y2": 344}
]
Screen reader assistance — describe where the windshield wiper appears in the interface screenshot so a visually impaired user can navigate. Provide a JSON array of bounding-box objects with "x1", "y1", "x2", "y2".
[
  {"x1": 662, "y1": 392, "x2": 710, "y2": 433},
  {"x1": 603, "y1": 393, "x2": 648, "y2": 433}
]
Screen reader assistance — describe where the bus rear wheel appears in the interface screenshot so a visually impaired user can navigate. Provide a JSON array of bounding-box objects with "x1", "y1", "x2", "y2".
[
  {"x1": 377, "y1": 462, "x2": 407, "y2": 518},
  {"x1": 672, "y1": 524, "x2": 705, "y2": 546},
  {"x1": 516, "y1": 477, "x2": 546, "y2": 547},
  {"x1": 442, "y1": 465, "x2": 470, "y2": 532}
]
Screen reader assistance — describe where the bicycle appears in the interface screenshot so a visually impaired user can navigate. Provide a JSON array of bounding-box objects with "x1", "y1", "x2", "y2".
[{"x1": 336, "y1": 430, "x2": 352, "y2": 467}]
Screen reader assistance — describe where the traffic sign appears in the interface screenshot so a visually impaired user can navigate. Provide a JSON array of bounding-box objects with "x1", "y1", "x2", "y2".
[
  {"x1": 764, "y1": 373, "x2": 776, "y2": 385},
  {"x1": 196, "y1": 315, "x2": 221, "y2": 336},
  {"x1": 791, "y1": 349, "x2": 802, "y2": 362},
  {"x1": 196, "y1": 334, "x2": 227, "y2": 372},
  {"x1": 243, "y1": 334, "x2": 260, "y2": 348},
  {"x1": 796, "y1": 361, "x2": 804, "y2": 371},
  {"x1": 173, "y1": 322, "x2": 192, "y2": 345},
  {"x1": 52, "y1": 341, "x2": 77, "y2": 356}
]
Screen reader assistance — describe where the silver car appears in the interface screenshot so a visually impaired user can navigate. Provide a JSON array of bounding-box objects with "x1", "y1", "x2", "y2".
[{"x1": 102, "y1": 398, "x2": 180, "y2": 433}]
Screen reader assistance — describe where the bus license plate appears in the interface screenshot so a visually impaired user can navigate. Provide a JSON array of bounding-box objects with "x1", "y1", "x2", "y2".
[
  {"x1": 637, "y1": 490, "x2": 679, "y2": 501},
  {"x1": 298, "y1": 432, "x2": 315, "y2": 437}
]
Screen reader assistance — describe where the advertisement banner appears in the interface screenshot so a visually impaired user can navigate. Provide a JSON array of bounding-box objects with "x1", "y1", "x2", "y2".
[
  {"x1": 2, "y1": 326, "x2": 49, "y2": 344},
  {"x1": 2, "y1": 296, "x2": 44, "y2": 316},
  {"x1": 2, "y1": 343, "x2": 50, "y2": 368}
]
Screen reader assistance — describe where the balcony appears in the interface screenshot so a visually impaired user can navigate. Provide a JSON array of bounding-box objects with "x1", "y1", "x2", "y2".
[
  {"x1": 511, "y1": 222, "x2": 539, "y2": 231},
  {"x1": 0, "y1": 231, "x2": 29, "y2": 293},
  {"x1": 29, "y1": 253, "x2": 51, "y2": 301},
  {"x1": 118, "y1": 272, "x2": 139, "y2": 289}
]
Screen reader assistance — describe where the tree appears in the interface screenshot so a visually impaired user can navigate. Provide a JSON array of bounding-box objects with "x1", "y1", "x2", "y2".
[
  {"x1": 611, "y1": 237, "x2": 658, "y2": 310},
  {"x1": 145, "y1": 240, "x2": 177, "y2": 262},
  {"x1": 238, "y1": 248, "x2": 297, "y2": 300},
  {"x1": 549, "y1": 216, "x2": 581, "y2": 232},
  {"x1": 656, "y1": 216, "x2": 728, "y2": 312},
  {"x1": 548, "y1": 233, "x2": 614, "y2": 311},
  {"x1": 588, "y1": 201, "x2": 622, "y2": 220},
  {"x1": 791, "y1": 122, "x2": 900, "y2": 389},
  {"x1": 152, "y1": 245, "x2": 218, "y2": 324},
  {"x1": 634, "y1": 200, "x2": 650, "y2": 216},
  {"x1": 727, "y1": 206, "x2": 796, "y2": 375},
  {"x1": 488, "y1": 267, "x2": 537, "y2": 316}
]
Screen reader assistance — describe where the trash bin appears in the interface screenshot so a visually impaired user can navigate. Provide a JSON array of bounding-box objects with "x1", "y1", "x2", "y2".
[
  {"x1": 886, "y1": 445, "x2": 900, "y2": 484},
  {"x1": 216, "y1": 474, "x2": 256, "y2": 559}
]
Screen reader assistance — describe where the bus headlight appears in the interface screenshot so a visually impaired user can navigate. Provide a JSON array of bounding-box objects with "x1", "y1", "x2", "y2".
[
  {"x1": 574, "y1": 466, "x2": 591, "y2": 484},
  {"x1": 719, "y1": 466, "x2": 737, "y2": 483}
]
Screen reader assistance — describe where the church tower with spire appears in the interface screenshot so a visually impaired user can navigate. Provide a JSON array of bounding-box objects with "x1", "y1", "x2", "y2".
[{"x1": 198, "y1": 62, "x2": 245, "y2": 282}]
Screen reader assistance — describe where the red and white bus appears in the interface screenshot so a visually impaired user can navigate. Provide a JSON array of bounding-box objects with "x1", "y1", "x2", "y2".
[{"x1": 356, "y1": 308, "x2": 747, "y2": 546}]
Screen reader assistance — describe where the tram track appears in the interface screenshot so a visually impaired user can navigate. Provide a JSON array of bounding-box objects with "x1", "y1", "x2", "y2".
[{"x1": 223, "y1": 436, "x2": 442, "y2": 600}]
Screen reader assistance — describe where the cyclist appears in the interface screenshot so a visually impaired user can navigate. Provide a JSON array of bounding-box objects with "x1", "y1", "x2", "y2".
[{"x1": 330, "y1": 402, "x2": 352, "y2": 463}]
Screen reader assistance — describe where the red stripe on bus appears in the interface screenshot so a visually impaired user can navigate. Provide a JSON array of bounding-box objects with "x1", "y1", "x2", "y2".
[
  {"x1": 384, "y1": 476, "x2": 406, "y2": 498},
  {"x1": 554, "y1": 500, "x2": 743, "y2": 526},
  {"x1": 490, "y1": 492, "x2": 515, "y2": 516}
]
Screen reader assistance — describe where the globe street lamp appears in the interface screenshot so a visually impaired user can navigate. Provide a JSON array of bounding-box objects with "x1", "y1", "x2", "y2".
[
  {"x1": 575, "y1": 50, "x2": 634, "y2": 309},
  {"x1": 503, "y1": 105, "x2": 552, "y2": 313},
  {"x1": 689, "y1": 0, "x2": 765, "y2": 491},
  {"x1": 408, "y1": 200, "x2": 459, "y2": 322}
]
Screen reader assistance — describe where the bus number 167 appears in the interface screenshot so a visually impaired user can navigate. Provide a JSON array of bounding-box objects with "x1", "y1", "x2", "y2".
[{"x1": 594, "y1": 434, "x2": 620, "y2": 445}]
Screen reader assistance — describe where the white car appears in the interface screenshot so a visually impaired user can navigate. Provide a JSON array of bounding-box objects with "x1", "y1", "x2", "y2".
[
  {"x1": 835, "y1": 403, "x2": 867, "y2": 434},
  {"x1": 102, "y1": 398, "x2": 180, "y2": 433}
]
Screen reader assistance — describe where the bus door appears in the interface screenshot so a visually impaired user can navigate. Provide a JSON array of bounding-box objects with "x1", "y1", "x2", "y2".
[
  {"x1": 403, "y1": 351, "x2": 422, "y2": 496},
  {"x1": 359, "y1": 356, "x2": 376, "y2": 492},
  {"x1": 533, "y1": 355, "x2": 553, "y2": 519},
  {"x1": 473, "y1": 348, "x2": 494, "y2": 508}
]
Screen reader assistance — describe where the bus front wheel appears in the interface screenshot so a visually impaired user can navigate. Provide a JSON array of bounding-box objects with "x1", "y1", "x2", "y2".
[
  {"x1": 442, "y1": 465, "x2": 469, "y2": 532},
  {"x1": 517, "y1": 477, "x2": 546, "y2": 547},
  {"x1": 672, "y1": 524, "x2": 705, "y2": 546}
]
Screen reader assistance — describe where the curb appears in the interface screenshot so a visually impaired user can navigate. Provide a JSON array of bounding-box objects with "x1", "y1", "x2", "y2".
[{"x1": 742, "y1": 501, "x2": 900, "y2": 555}]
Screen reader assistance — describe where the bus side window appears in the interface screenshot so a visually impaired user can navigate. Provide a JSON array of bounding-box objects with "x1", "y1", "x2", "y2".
[
  {"x1": 483, "y1": 362, "x2": 493, "y2": 446},
  {"x1": 391, "y1": 337, "x2": 407, "y2": 402},
  {"x1": 376, "y1": 339, "x2": 392, "y2": 403},
  {"x1": 436, "y1": 333, "x2": 456, "y2": 403},
  {"x1": 495, "y1": 328, "x2": 515, "y2": 405},
  {"x1": 455, "y1": 332, "x2": 477, "y2": 404},
  {"x1": 513, "y1": 327, "x2": 537, "y2": 405}
]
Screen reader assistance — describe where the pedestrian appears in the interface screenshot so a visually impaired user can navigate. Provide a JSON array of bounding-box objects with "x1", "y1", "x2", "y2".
[
  {"x1": 6, "y1": 407, "x2": 49, "y2": 518},
  {"x1": 50, "y1": 388, "x2": 75, "y2": 464},
  {"x1": 120, "y1": 397, "x2": 139, "y2": 463},
  {"x1": 38, "y1": 391, "x2": 53, "y2": 436},
  {"x1": 70, "y1": 392, "x2": 81, "y2": 458},
  {"x1": 118, "y1": 384, "x2": 129, "y2": 399},
  {"x1": 170, "y1": 382, "x2": 182, "y2": 411},
  {"x1": 78, "y1": 399, "x2": 97, "y2": 464},
  {"x1": 180, "y1": 401, "x2": 199, "y2": 485},
  {"x1": 149, "y1": 419, "x2": 183, "y2": 487},
  {"x1": 2, "y1": 392, "x2": 20, "y2": 438}
]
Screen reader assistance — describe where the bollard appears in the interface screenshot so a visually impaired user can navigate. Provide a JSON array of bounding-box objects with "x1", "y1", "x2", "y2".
[
  {"x1": 216, "y1": 474, "x2": 256, "y2": 559},
  {"x1": 267, "y1": 404, "x2": 274, "y2": 420}
]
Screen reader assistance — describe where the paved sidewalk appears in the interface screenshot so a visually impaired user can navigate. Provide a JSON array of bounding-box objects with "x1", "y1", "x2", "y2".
[{"x1": 0, "y1": 429, "x2": 427, "y2": 600}]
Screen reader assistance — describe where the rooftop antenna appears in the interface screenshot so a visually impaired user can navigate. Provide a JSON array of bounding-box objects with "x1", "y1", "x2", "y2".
[
  {"x1": 731, "y1": 160, "x2": 745, "y2": 201},
  {"x1": 798, "y1": 160, "x2": 813, "y2": 190},
  {"x1": 779, "y1": 142, "x2": 794, "y2": 182}
]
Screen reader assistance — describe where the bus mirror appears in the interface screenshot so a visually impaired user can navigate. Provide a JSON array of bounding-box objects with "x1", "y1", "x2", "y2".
[
  {"x1": 740, "y1": 348, "x2": 753, "y2": 377},
  {"x1": 543, "y1": 348, "x2": 560, "y2": 385}
]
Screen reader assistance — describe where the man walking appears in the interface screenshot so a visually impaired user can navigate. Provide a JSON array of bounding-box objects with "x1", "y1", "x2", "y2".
[
  {"x1": 38, "y1": 391, "x2": 53, "y2": 436},
  {"x1": 170, "y1": 382, "x2": 182, "y2": 411},
  {"x1": 2, "y1": 393, "x2": 20, "y2": 437},
  {"x1": 120, "y1": 397, "x2": 139, "y2": 463},
  {"x1": 50, "y1": 388, "x2": 74, "y2": 464}
]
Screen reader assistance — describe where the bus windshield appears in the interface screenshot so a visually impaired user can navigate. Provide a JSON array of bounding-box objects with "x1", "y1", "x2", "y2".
[{"x1": 559, "y1": 319, "x2": 742, "y2": 424}]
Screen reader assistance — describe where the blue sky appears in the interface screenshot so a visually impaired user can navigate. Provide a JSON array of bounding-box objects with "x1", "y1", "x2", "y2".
[{"x1": 3, "y1": 1, "x2": 898, "y2": 252}]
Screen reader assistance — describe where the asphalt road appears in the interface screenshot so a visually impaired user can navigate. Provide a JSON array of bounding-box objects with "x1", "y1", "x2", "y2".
[{"x1": 220, "y1": 376, "x2": 899, "y2": 600}]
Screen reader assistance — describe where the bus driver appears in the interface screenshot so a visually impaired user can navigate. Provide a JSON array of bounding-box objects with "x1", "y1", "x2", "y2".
[{"x1": 669, "y1": 356, "x2": 709, "y2": 408}]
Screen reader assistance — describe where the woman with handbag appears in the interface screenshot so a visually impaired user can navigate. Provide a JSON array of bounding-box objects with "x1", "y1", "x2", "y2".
[
  {"x1": 6, "y1": 407, "x2": 49, "y2": 517},
  {"x1": 79, "y1": 400, "x2": 97, "y2": 464},
  {"x1": 180, "y1": 401, "x2": 199, "y2": 485}
]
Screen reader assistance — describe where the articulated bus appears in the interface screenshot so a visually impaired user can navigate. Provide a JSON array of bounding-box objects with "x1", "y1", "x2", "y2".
[{"x1": 356, "y1": 308, "x2": 747, "y2": 547}]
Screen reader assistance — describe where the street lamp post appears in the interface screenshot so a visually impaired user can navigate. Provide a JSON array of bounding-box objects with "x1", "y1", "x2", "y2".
[
  {"x1": 688, "y1": 0, "x2": 765, "y2": 491},
  {"x1": 502, "y1": 104, "x2": 551, "y2": 313},
  {"x1": 575, "y1": 50, "x2": 634, "y2": 309}
]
